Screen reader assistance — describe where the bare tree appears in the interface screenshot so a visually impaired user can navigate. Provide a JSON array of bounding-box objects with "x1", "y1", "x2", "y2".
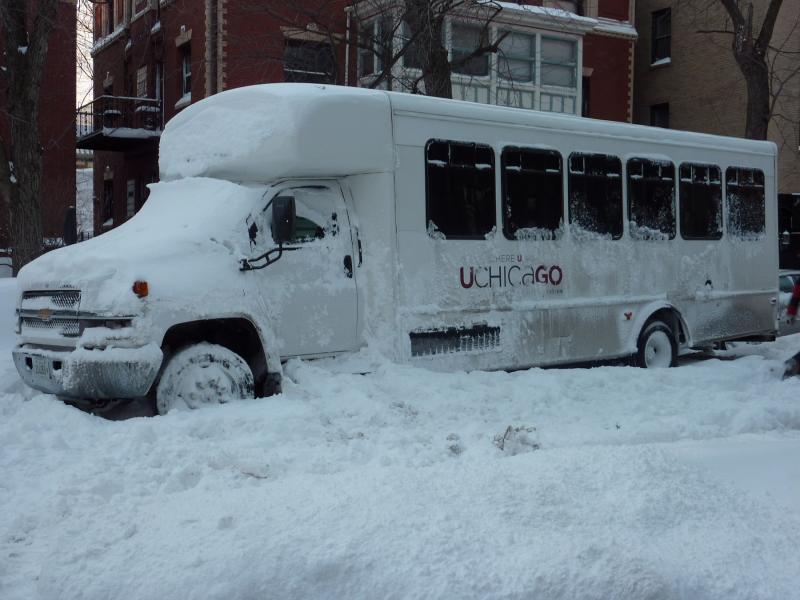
[
  {"x1": 0, "y1": 0, "x2": 61, "y2": 272},
  {"x1": 237, "y1": 0, "x2": 508, "y2": 99},
  {"x1": 694, "y1": 0, "x2": 790, "y2": 140},
  {"x1": 76, "y1": 0, "x2": 95, "y2": 107},
  {"x1": 360, "y1": 0, "x2": 508, "y2": 97}
]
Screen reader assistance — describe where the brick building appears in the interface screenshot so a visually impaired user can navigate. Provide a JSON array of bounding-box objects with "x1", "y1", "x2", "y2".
[
  {"x1": 82, "y1": 0, "x2": 637, "y2": 232},
  {"x1": 633, "y1": 0, "x2": 800, "y2": 263},
  {"x1": 0, "y1": 0, "x2": 77, "y2": 250}
]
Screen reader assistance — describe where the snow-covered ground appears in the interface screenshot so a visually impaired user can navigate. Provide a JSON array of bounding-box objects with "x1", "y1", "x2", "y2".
[{"x1": 2, "y1": 278, "x2": 800, "y2": 599}]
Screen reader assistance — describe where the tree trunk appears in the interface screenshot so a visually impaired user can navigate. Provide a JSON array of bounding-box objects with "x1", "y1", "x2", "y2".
[
  {"x1": 718, "y1": 0, "x2": 785, "y2": 140},
  {"x1": 738, "y1": 56, "x2": 771, "y2": 140},
  {"x1": 0, "y1": 0, "x2": 59, "y2": 273},
  {"x1": 9, "y1": 111, "x2": 44, "y2": 271},
  {"x1": 404, "y1": 0, "x2": 453, "y2": 99}
]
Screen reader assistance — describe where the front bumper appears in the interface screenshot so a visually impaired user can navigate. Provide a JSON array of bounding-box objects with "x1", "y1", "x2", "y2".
[{"x1": 12, "y1": 343, "x2": 163, "y2": 400}]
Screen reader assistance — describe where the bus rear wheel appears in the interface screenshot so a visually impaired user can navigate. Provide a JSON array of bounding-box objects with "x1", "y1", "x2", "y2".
[{"x1": 635, "y1": 320, "x2": 677, "y2": 368}]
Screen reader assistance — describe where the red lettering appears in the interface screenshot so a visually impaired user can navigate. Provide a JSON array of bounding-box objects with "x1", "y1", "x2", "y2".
[{"x1": 459, "y1": 267, "x2": 475, "y2": 289}]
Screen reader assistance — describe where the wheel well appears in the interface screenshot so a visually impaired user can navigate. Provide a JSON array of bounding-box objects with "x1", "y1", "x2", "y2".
[
  {"x1": 160, "y1": 318, "x2": 272, "y2": 395},
  {"x1": 644, "y1": 308, "x2": 686, "y2": 346}
]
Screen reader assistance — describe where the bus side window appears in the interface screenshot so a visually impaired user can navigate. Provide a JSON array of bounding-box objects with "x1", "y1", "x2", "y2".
[
  {"x1": 679, "y1": 163, "x2": 722, "y2": 240},
  {"x1": 567, "y1": 153, "x2": 623, "y2": 239},
  {"x1": 726, "y1": 167, "x2": 765, "y2": 239},
  {"x1": 627, "y1": 158, "x2": 676, "y2": 240},
  {"x1": 502, "y1": 147, "x2": 563, "y2": 240},
  {"x1": 426, "y1": 139, "x2": 496, "y2": 239}
]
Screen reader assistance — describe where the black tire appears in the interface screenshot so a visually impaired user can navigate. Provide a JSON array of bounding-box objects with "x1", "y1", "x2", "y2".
[
  {"x1": 634, "y1": 320, "x2": 677, "y2": 368},
  {"x1": 156, "y1": 342, "x2": 254, "y2": 414}
]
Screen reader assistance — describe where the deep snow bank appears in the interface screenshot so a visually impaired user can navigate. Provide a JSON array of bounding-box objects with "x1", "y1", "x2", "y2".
[{"x1": 3, "y1": 339, "x2": 800, "y2": 599}]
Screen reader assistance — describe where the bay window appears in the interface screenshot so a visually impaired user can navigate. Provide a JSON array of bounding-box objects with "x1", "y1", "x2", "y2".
[
  {"x1": 541, "y1": 37, "x2": 577, "y2": 87},
  {"x1": 496, "y1": 30, "x2": 579, "y2": 114},
  {"x1": 358, "y1": 18, "x2": 581, "y2": 115},
  {"x1": 451, "y1": 24, "x2": 489, "y2": 77},
  {"x1": 498, "y1": 32, "x2": 535, "y2": 83}
]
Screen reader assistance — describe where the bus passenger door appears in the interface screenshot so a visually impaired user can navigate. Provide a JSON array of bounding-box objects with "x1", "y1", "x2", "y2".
[{"x1": 248, "y1": 184, "x2": 359, "y2": 357}]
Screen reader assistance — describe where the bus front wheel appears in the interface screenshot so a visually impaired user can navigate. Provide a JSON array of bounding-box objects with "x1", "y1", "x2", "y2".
[
  {"x1": 155, "y1": 343, "x2": 255, "y2": 414},
  {"x1": 635, "y1": 320, "x2": 677, "y2": 368}
]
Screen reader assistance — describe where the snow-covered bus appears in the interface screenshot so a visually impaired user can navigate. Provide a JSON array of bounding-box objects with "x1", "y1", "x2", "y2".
[{"x1": 13, "y1": 84, "x2": 778, "y2": 412}]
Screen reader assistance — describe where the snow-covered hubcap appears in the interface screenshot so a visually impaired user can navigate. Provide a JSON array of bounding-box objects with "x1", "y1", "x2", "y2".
[
  {"x1": 643, "y1": 330, "x2": 672, "y2": 368},
  {"x1": 156, "y1": 343, "x2": 254, "y2": 414},
  {"x1": 178, "y1": 362, "x2": 240, "y2": 408}
]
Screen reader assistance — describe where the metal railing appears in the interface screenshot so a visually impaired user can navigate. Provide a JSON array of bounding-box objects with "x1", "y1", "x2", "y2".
[{"x1": 76, "y1": 95, "x2": 162, "y2": 138}]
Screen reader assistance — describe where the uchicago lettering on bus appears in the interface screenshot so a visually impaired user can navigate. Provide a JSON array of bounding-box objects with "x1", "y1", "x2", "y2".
[{"x1": 459, "y1": 265, "x2": 564, "y2": 289}]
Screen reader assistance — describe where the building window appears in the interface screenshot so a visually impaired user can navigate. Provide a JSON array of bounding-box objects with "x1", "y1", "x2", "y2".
[
  {"x1": 126, "y1": 180, "x2": 136, "y2": 218},
  {"x1": 627, "y1": 158, "x2": 676, "y2": 240},
  {"x1": 284, "y1": 40, "x2": 335, "y2": 84},
  {"x1": 502, "y1": 147, "x2": 563, "y2": 240},
  {"x1": 541, "y1": 37, "x2": 577, "y2": 87},
  {"x1": 136, "y1": 65, "x2": 148, "y2": 98},
  {"x1": 359, "y1": 18, "x2": 393, "y2": 78},
  {"x1": 726, "y1": 167, "x2": 765, "y2": 239},
  {"x1": 426, "y1": 139, "x2": 495, "y2": 239},
  {"x1": 451, "y1": 24, "x2": 489, "y2": 77},
  {"x1": 103, "y1": 180, "x2": 114, "y2": 225},
  {"x1": 113, "y1": 0, "x2": 124, "y2": 29},
  {"x1": 680, "y1": 164, "x2": 722, "y2": 240},
  {"x1": 180, "y1": 45, "x2": 191, "y2": 98},
  {"x1": 401, "y1": 22, "x2": 426, "y2": 70},
  {"x1": 101, "y1": 0, "x2": 114, "y2": 35},
  {"x1": 155, "y1": 62, "x2": 162, "y2": 102},
  {"x1": 544, "y1": 0, "x2": 582, "y2": 12},
  {"x1": 568, "y1": 153, "x2": 623, "y2": 239},
  {"x1": 650, "y1": 103, "x2": 669, "y2": 128},
  {"x1": 495, "y1": 32, "x2": 578, "y2": 114},
  {"x1": 359, "y1": 23, "x2": 376, "y2": 77},
  {"x1": 651, "y1": 8, "x2": 671, "y2": 64},
  {"x1": 498, "y1": 32, "x2": 535, "y2": 83}
]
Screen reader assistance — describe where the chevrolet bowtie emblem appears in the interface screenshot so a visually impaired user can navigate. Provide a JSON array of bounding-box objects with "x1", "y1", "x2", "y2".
[{"x1": 38, "y1": 308, "x2": 54, "y2": 321}]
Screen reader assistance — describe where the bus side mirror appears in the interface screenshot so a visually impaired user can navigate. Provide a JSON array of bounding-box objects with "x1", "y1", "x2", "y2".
[{"x1": 271, "y1": 196, "x2": 296, "y2": 245}]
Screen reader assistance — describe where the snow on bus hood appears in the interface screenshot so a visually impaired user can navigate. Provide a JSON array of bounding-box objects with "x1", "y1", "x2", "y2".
[{"x1": 18, "y1": 178, "x2": 262, "y2": 314}]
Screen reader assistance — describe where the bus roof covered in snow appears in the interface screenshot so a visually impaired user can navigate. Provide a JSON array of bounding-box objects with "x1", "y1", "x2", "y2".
[{"x1": 159, "y1": 83, "x2": 776, "y2": 184}]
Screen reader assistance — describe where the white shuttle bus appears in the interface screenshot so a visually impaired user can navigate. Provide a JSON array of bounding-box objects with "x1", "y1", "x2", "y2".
[{"x1": 13, "y1": 84, "x2": 778, "y2": 412}]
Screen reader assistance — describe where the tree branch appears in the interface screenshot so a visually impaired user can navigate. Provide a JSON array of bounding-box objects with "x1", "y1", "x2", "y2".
[
  {"x1": 717, "y1": 0, "x2": 744, "y2": 26},
  {"x1": 756, "y1": 0, "x2": 785, "y2": 55}
]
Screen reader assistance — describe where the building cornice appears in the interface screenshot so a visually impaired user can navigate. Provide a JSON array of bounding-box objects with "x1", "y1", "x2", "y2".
[{"x1": 348, "y1": 0, "x2": 636, "y2": 40}]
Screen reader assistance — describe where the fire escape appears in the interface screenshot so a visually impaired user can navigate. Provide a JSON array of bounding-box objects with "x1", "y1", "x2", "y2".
[{"x1": 76, "y1": 95, "x2": 162, "y2": 152}]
